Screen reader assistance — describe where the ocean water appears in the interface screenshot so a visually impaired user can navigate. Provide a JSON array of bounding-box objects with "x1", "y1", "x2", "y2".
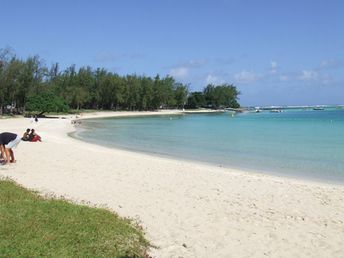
[{"x1": 72, "y1": 109, "x2": 344, "y2": 183}]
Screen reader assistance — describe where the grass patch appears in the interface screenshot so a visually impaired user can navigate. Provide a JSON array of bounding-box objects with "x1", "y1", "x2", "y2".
[{"x1": 0, "y1": 180, "x2": 150, "y2": 257}]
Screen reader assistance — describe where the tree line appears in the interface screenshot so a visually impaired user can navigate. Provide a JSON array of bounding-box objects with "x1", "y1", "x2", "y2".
[{"x1": 0, "y1": 48, "x2": 240, "y2": 114}]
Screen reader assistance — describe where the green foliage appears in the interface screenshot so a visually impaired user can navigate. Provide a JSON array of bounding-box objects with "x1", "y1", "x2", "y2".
[
  {"x1": 186, "y1": 91, "x2": 206, "y2": 109},
  {"x1": 25, "y1": 91, "x2": 69, "y2": 113},
  {"x1": 174, "y1": 83, "x2": 188, "y2": 109},
  {"x1": 0, "y1": 180, "x2": 150, "y2": 257},
  {"x1": 203, "y1": 84, "x2": 240, "y2": 108},
  {"x1": 187, "y1": 84, "x2": 240, "y2": 109},
  {"x1": 0, "y1": 48, "x2": 240, "y2": 113}
]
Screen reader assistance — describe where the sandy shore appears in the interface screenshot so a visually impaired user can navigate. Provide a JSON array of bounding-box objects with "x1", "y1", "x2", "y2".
[{"x1": 1, "y1": 111, "x2": 344, "y2": 258}]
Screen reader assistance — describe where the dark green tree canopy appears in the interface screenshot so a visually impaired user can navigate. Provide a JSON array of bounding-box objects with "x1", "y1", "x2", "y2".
[
  {"x1": 187, "y1": 84, "x2": 240, "y2": 109},
  {"x1": 186, "y1": 92, "x2": 206, "y2": 109},
  {"x1": 0, "y1": 48, "x2": 240, "y2": 114},
  {"x1": 25, "y1": 91, "x2": 69, "y2": 114},
  {"x1": 203, "y1": 84, "x2": 240, "y2": 108}
]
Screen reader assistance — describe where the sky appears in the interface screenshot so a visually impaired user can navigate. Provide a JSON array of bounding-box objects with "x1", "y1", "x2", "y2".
[{"x1": 1, "y1": 0, "x2": 343, "y2": 106}]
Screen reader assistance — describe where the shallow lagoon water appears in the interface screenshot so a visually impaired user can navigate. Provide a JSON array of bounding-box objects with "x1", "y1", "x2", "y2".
[{"x1": 72, "y1": 109, "x2": 344, "y2": 183}]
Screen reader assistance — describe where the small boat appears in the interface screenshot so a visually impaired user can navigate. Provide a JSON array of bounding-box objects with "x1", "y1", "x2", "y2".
[
  {"x1": 313, "y1": 107, "x2": 324, "y2": 111},
  {"x1": 270, "y1": 109, "x2": 282, "y2": 113}
]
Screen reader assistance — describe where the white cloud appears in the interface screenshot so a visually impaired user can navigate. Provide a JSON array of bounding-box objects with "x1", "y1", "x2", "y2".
[
  {"x1": 320, "y1": 74, "x2": 333, "y2": 85},
  {"x1": 205, "y1": 74, "x2": 223, "y2": 84},
  {"x1": 270, "y1": 61, "x2": 278, "y2": 74},
  {"x1": 169, "y1": 67, "x2": 189, "y2": 79},
  {"x1": 320, "y1": 59, "x2": 337, "y2": 68},
  {"x1": 168, "y1": 59, "x2": 207, "y2": 80},
  {"x1": 299, "y1": 70, "x2": 318, "y2": 81},
  {"x1": 183, "y1": 59, "x2": 207, "y2": 68},
  {"x1": 319, "y1": 59, "x2": 344, "y2": 71},
  {"x1": 234, "y1": 70, "x2": 261, "y2": 83}
]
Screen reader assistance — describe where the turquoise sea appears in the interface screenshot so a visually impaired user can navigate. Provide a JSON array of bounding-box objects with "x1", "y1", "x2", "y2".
[{"x1": 72, "y1": 108, "x2": 344, "y2": 183}]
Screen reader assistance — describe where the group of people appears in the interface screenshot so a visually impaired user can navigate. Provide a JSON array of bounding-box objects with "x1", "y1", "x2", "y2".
[
  {"x1": 0, "y1": 128, "x2": 42, "y2": 165},
  {"x1": 0, "y1": 115, "x2": 43, "y2": 165},
  {"x1": 22, "y1": 128, "x2": 42, "y2": 142}
]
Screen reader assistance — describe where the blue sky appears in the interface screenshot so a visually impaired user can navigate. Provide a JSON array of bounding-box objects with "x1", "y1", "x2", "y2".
[{"x1": 1, "y1": 0, "x2": 343, "y2": 106}]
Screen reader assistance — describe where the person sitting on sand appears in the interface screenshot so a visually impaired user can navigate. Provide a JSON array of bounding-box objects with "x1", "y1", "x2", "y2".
[
  {"x1": 21, "y1": 128, "x2": 31, "y2": 141},
  {"x1": 0, "y1": 132, "x2": 21, "y2": 164},
  {"x1": 29, "y1": 129, "x2": 42, "y2": 142}
]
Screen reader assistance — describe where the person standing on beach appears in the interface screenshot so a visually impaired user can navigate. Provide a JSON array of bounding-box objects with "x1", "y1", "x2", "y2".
[{"x1": 0, "y1": 132, "x2": 21, "y2": 164}]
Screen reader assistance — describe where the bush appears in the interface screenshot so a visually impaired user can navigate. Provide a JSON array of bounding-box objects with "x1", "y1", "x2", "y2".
[{"x1": 25, "y1": 92, "x2": 69, "y2": 114}]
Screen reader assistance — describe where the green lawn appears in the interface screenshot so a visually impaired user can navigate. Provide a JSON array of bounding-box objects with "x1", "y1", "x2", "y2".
[{"x1": 0, "y1": 180, "x2": 150, "y2": 258}]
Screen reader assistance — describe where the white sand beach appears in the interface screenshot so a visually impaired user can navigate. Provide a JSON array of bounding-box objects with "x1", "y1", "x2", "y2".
[{"x1": 1, "y1": 111, "x2": 344, "y2": 258}]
